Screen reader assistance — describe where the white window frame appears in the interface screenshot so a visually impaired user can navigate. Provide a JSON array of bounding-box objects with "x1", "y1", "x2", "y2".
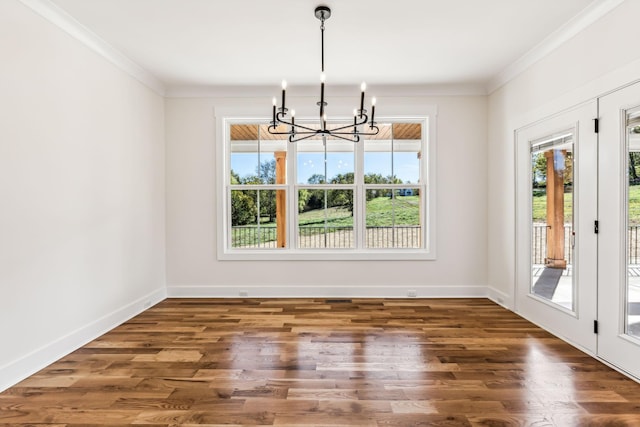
[{"x1": 215, "y1": 103, "x2": 437, "y2": 261}]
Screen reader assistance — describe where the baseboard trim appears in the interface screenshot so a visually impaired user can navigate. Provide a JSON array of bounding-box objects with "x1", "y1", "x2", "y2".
[
  {"x1": 166, "y1": 284, "x2": 488, "y2": 299},
  {"x1": 487, "y1": 287, "x2": 513, "y2": 310},
  {"x1": 0, "y1": 287, "x2": 166, "y2": 392}
]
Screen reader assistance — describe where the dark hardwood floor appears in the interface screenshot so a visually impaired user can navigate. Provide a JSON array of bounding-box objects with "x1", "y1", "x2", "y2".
[{"x1": 2, "y1": 298, "x2": 640, "y2": 426}]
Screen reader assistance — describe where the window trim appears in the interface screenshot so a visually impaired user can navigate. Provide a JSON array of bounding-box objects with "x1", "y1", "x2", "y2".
[{"x1": 215, "y1": 103, "x2": 437, "y2": 261}]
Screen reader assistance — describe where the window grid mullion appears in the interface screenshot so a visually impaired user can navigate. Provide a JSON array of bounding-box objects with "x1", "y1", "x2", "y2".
[{"x1": 224, "y1": 117, "x2": 430, "y2": 255}]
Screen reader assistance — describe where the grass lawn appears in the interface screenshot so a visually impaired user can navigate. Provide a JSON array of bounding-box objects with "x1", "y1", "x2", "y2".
[
  {"x1": 532, "y1": 184, "x2": 640, "y2": 224},
  {"x1": 531, "y1": 189, "x2": 573, "y2": 223},
  {"x1": 364, "y1": 195, "x2": 420, "y2": 226},
  {"x1": 298, "y1": 195, "x2": 420, "y2": 227}
]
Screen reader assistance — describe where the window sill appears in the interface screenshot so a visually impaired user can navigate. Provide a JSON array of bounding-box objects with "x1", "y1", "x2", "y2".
[{"x1": 217, "y1": 249, "x2": 436, "y2": 261}]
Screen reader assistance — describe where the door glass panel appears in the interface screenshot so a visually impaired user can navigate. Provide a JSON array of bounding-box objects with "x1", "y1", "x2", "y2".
[
  {"x1": 626, "y1": 109, "x2": 640, "y2": 338},
  {"x1": 530, "y1": 132, "x2": 574, "y2": 310}
]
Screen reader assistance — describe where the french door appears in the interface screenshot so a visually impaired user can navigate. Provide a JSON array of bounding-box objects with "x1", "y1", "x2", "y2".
[
  {"x1": 516, "y1": 83, "x2": 640, "y2": 380},
  {"x1": 598, "y1": 82, "x2": 640, "y2": 379},
  {"x1": 516, "y1": 101, "x2": 598, "y2": 353}
]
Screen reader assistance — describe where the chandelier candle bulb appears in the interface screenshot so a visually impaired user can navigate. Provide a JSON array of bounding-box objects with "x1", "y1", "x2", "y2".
[
  {"x1": 371, "y1": 97, "x2": 376, "y2": 125},
  {"x1": 272, "y1": 97, "x2": 277, "y2": 124},
  {"x1": 281, "y1": 80, "x2": 287, "y2": 111}
]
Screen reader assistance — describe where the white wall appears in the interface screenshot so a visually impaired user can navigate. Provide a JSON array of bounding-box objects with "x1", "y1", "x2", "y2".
[
  {"x1": 488, "y1": 0, "x2": 640, "y2": 307},
  {"x1": 165, "y1": 95, "x2": 488, "y2": 297},
  {"x1": 0, "y1": 1, "x2": 166, "y2": 390}
]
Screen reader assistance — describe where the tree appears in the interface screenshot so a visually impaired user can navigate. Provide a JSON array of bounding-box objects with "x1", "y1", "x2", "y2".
[
  {"x1": 630, "y1": 153, "x2": 640, "y2": 183},
  {"x1": 327, "y1": 173, "x2": 355, "y2": 212},
  {"x1": 330, "y1": 173, "x2": 354, "y2": 184},
  {"x1": 298, "y1": 189, "x2": 311, "y2": 212},
  {"x1": 307, "y1": 173, "x2": 325, "y2": 184},
  {"x1": 327, "y1": 189, "x2": 352, "y2": 212},
  {"x1": 230, "y1": 170, "x2": 241, "y2": 185},
  {"x1": 386, "y1": 175, "x2": 403, "y2": 184},
  {"x1": 532, "y1": 150, "x2": 573, "y2": 187},
  {"x1": 259, "y1": 159, "x2": 276, "y2": 184},
  {"x1": 364, "y1": 173, "x2": 386, "y2": 200},
  {"x1": 230, "y1": 170, "x2": 256, "y2": 226},
  {"x1": 242, "y1": 159, "x2": 277, "y2": 223},
  {"x1": 532, "y1": 152, "x2": 547, "y2": 187}
]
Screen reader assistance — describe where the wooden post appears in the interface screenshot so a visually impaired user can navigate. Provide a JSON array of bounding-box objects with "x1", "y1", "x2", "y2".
[
  {"x1": 275, "y1": 151, "x2": 287, "y2": 248},
  {"x1": 544, "y1": 150, "x2": 566, "y2": 269}
]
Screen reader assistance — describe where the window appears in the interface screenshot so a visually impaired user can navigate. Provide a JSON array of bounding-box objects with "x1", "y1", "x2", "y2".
[{"x1": 217, "y1": 111, "x2": 436, "y2": 260}]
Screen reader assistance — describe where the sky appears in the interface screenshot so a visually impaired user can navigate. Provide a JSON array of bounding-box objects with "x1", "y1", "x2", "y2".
[{"x1": 231, "y1": 151, "x2": 420, "y2": 184}]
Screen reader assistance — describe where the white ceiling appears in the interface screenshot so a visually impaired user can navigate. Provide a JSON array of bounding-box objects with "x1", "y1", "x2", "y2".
[{"x1": 44, "y1": 0, "x2": 607, "y2": 93}]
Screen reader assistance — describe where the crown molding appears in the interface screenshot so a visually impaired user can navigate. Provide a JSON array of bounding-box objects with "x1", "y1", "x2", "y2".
[
  {"x1": 19, "y1": 0, "x2": 166, "y2": 96},
  {"x1": 486, "y1": 0, "x2": 625, "y2": 94}
]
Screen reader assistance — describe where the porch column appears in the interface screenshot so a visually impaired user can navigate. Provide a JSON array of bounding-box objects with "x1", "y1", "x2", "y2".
[
  {"x1": 545, "y1": 149, "x2": 566, "y2": 269},
  {"x1": 275, "y1": 151, "x2": 286, "y2": 248}
]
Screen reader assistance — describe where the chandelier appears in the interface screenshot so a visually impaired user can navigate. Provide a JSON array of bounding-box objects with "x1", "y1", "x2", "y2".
[{"x1": 268, "y1": 6, "x2": 380, "y2": 143}]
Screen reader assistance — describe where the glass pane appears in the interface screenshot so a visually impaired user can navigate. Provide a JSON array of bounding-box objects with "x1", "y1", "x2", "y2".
[
  {"x1": 298, "y1": 189, "x2": 354, "y2": 248},
  {"x1": 365, "y1": 188, "x2": 421, "y2": 248},
  {"x1": 364, "y1": 141, "x2": 392, "y2": 181},
  {"x1": 626, "y1": 110, "x2": 640, "y2": 338},
  {"x1": 365, "y1": 123, "x2": 422, "y2": 185},
  {"x1": 392, "y1": 123, "x2": 422, "y2": 184},
  {"x1": 298, "y1": 150, "x2": 325, "y2": 184},
  {"x1": 297, "y1": 138, "x2": 355, "y2": 185},
  {"x1": 230, "y1": 189, "x2": 285, "y2": 249},
  {"x1": 326, "y1": 141, "x2": 354, "y2": 184},
  {"x1": 230, "y1": 123, "x2": 287, "y2": 185},
  {"x1": 530, "y1": 134, "x2": 574, "y2": 310}
]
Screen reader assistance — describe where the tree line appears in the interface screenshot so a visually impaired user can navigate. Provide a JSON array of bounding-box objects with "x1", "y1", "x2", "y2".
[{"x1": 231, "y1": 160, "x2": 410, "y2": 226}]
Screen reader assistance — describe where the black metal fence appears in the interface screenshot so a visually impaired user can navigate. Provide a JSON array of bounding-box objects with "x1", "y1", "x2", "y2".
[
  {"x1": 298, "y1": 226, "x2": 353, "y2": 248},
  {"x1": 231, "y1": 226, "x2": 278, "y2": 248},
  {"x1": 533, "y1": 224, "x2": 640, "y2": 265},
  {"x1": 365, "y1": 226, "x2": 421, "y2": 248},
  {"x1": 231, "y1": 225, "x2": 421, "y2": 249},
  {"x1": 532, "y1": 225, "x2": 573, "y2": 265},
  {"x1": 630, "y1": 225, "x2": 640, "y2": 264}
]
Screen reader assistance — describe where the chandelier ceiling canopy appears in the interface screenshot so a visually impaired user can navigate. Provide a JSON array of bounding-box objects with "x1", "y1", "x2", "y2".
[{"x1": 268, "y1": 5, "x2": 380, "y2": 143}]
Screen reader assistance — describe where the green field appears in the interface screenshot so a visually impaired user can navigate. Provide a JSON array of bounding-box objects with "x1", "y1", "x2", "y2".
[
  {"x1": 532, "y1": 184, "x2": 640, "y2": 224},
  {"x1": 298, "y1": 195, "x2": 420, "y2": 227}
]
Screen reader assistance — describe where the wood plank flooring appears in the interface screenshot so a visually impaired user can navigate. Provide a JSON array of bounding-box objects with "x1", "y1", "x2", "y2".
[{"x1": 2, "y1": 298, "x2": 640, "y2": 426}]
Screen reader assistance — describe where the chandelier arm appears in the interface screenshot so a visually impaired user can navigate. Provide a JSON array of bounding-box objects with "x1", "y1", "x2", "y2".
[
  {"x1": 289, "y1": 133, "x2": 324, "y2": 143},
  {"x1": 331, "y1": 118, "x2": 369, "y2": 133},
  {"x1": 359, "y1": 125, "x2": 380, "y2": 136},
  {"x1": 325, "y1": 133, "x2": 360, "y2": 143},
  {"x1": 288, "y1": 122, "x2": 319, "y2": 133},
  {"x1": 326, "y1": 131, "x2": 364, "y2": 136},
  {"x1": 274, "y1": 112, "x2": 321, "y2": 133},
  {"x1": 268, "y1": 124, "x2": 318, "y2": 134},
  {"x1": 327, "y1": 127, "x2": 380, "y2": 137}
]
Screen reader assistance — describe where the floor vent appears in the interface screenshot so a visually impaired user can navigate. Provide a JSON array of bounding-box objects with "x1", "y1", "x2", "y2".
[{"x1": 325, "y1": 299, "x2": 352, "y2": 304}]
